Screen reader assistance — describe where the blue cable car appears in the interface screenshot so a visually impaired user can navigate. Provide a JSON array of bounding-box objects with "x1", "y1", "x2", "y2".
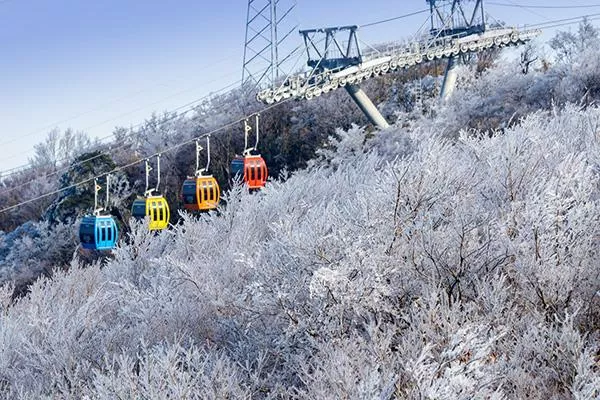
[
  {"x1": 79, "y1": 176, "x2": 119, "y2": 250},
  {"x1": 79, "y1": 215, "x2": 118, "y2": 250}
]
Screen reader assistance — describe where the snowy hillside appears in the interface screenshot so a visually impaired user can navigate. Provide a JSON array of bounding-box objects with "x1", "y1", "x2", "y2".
[
  {"x1": 2, "y1": 21, "x2": 600, "y2": 398},
  {"x1": 1, "y1": 103, "x2": 600, "y2": 398}
]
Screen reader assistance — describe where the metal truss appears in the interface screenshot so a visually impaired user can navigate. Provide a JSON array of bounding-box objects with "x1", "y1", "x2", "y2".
[
  {"x1": 300, "y1": 26, "x2": 362, "y2": 70},
  {"x1": 428, "y1": 0, "x2": 486, "y2": 37},
  {"x1": 242, "y1": 0, "x2": 298, "y2": 89},
  {"x1": 256, "y1": 26, "x2": 541, "y2": 104}
]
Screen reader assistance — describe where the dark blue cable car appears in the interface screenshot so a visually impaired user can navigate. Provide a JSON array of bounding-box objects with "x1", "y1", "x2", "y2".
[
  {"x1": 79, "y1": 215, "x2": 119, "y2": 250},
  {"x1": 231, "y1": 157, "x2": 244, "y2": 177}
]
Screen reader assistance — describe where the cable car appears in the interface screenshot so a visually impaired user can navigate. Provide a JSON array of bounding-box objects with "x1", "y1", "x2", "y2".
[
  {"x1": 181, "y1": 136, "x2": 221, "y2": 211},
  {"x1": 231, "y1": 155, "x2": 268, "y2": 189},
  {"x1": 182, "y1": 176, "x2": 220, "y2": 211},
  {"x1": 231, "y1": 114, "x2": 268, "y2": 189},
  {"x1": 79, "y1": 215, "x2": 118, "y2": 250},
  {"x1": 131, "y1": 155, "x2": 170, "y2": 231},
  {"x1": 79, "y1": 176, "x2": 119, "y2": 250},
  {"x1": 131, "y1": 195, "x2": 170, "y2": 230}
]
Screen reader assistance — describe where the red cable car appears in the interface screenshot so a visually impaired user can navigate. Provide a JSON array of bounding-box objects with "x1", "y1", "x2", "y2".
[
  {"x1": 231, "y1": 114, "x2": 268, "y2": 189},
  {"x1": 231, "y1": 155, "x2": 268, "y2": 189}
]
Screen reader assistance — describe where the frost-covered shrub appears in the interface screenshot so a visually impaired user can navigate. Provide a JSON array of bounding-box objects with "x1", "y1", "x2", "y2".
[
  {"x1": 0, "y1": 220, "x2": 77, "y2": 293},
  {"x1": 2, "y1": 99, "x2": 600, "y2": 398}
]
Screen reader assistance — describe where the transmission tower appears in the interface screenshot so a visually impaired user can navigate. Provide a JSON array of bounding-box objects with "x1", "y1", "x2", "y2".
[{"x1": 242, "y1": 0, "x2": 298, "y2": 90}]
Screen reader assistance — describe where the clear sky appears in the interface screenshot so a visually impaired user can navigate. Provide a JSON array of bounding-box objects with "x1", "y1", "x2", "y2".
[{"x1": 0, "y1": 0, "x2": 598, "y2": 173}]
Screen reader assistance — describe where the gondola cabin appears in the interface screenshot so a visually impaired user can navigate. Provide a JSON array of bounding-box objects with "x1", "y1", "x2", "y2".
[
  {"x1": 182, "y1": 176, "x2": 220, "y2": 211},
  {"x1": 231, "y1": 155, "x2": 268, "y2": 189},
  {"x1": 79, "y1": 215, "x2": 118, "y2": 250},
  {"x1": 131, "y1": 195, "x2": 170, "y2": 230}
]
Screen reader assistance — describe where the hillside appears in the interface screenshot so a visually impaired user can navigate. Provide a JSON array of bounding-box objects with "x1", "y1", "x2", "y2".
[
  {"x1": 0, "y1": 101, "x2": 599, "y2": 397},
  {"x1": 1, "y1": 25, "x2": 600, "y2": 398}
]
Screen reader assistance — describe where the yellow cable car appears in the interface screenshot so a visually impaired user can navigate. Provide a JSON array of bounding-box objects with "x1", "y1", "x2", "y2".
[
  {"x1": 131, "y1": 155, "x2": 171, "y2": 231},
  {"x1": 132, "y1": 195, "x2": 170, "y2": 230},
  {"x1": 181, "y1": 136, "x2": 221, "y2": 211}
]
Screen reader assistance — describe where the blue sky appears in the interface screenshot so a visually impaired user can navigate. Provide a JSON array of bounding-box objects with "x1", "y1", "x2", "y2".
[{"x1": 0, "y1": 0, "x2": 598, "y2": 172}]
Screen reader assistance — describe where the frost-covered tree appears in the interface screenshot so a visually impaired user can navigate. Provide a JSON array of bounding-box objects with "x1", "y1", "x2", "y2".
[{"x1": 1, "y1": 104, "x2": 600, "y2": 398}]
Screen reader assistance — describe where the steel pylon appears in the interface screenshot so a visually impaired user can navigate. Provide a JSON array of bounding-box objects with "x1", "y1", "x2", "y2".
[{"x1": 242, "y1": 0, "x2": 298, "y2": 90}]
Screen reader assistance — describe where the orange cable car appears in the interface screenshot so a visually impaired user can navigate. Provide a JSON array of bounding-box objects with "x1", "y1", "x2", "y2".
[
  {"x1": 182, "y1": 136, "x2": 221, "y2": 211},
  {"x1": 231, "y1": 114, "x2": 268, "y2": 189}
]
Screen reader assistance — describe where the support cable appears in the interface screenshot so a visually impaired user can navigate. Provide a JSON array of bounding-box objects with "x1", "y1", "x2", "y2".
[
  {"x1": 0, "y1": 100, "x2": 294, "y2": 214},
  {"x1": 488, "y1": 2, "x2": 600, "y2": 9},
  {"x1": 0, "y1": 79, "x2": 242, "y2": 194},
  {"x1": 361, "y1": 9, "x2": 430, "y2": 28},
  {"x1": 0, "y1": 53, "x2": 241, "y2": 148},
  {"x1": 1, "y1": 73, "x2": 241, "y2": 177},
  {"x1": 4, "y1": 6, "x2": 600, "y2": 196}
]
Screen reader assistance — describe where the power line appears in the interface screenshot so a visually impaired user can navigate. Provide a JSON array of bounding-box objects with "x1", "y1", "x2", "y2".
[
  {"x1": 0, "y1": 97, "x2": 293, "y2": 215},
  {"x1": 488, "y1": 2, "x2": 600, "y2": 9},
  {"x1": 501, "y1": 0, "x2": 551, "y2": 21},
  {"x1": 0, "y1": 53, "x2": 240, "y2": 149},
  {"x1": 0, "y1": 73, "x2": 241, "y2": 179},
  {"x1": 523, "y1": 12, "x2": 600, "y2": 28},
  {"x1": 361, "y1": 9, "x2": 429, "y2": 28},
  {"x1": 0, "y1": 79, "x2": 242, "y2": 196},
  {"x1": 4, "y1": 6, "x2": 600, "y2": 204},
  {"x1": 529, "y1": 15, "x2": 600, "y2": 30}
]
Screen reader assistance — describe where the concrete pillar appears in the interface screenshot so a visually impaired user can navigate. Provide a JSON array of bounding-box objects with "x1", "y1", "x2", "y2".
[
  {"x1": 440, "y1": 56, "x2": 459, "y2": 101},
  {"x1": 345, "y1": 84, "x2": 390, "y2": 129}
]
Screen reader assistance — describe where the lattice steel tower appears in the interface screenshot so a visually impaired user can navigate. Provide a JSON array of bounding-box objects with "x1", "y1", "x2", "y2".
[{"x1": 242, "y1": 0, "x2": 298, "y2": 89}]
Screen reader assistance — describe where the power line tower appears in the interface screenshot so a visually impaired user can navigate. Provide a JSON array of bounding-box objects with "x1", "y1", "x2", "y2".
[
  {"x1": 242, "y1": 0, "x2": 298, "y2": 90},
  {"x1": 426, "y1": 0, "x2": 486, "y2": 100}
]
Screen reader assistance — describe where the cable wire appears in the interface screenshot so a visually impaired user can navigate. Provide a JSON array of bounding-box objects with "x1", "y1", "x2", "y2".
[
  {"x1": 4, "y1": 7, "x2": 600, "y2": 207},
  {"x1": 361, "y1": 9, "x2": 430, "y2": 28},
  {"x1": 522, "y1": 12, "x2": 600, "y2": 28},
  {"x1": 0, "y1": 97, "x2": 294, "y2": 214},
  {"x1": 0, "y1": 77, "x2": 241, "y2": 184},
  {"x1": 0, "y1": 53, "x2": 241, "y2": 149},
  {"x1": 488, "y1": 2, "x2": 600, "y2": 9}
]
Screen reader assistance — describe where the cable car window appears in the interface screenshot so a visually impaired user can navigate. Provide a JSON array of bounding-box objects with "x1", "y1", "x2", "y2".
[{"x1": 132, "y1": 202, "x2": 146, "y2": 217}]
